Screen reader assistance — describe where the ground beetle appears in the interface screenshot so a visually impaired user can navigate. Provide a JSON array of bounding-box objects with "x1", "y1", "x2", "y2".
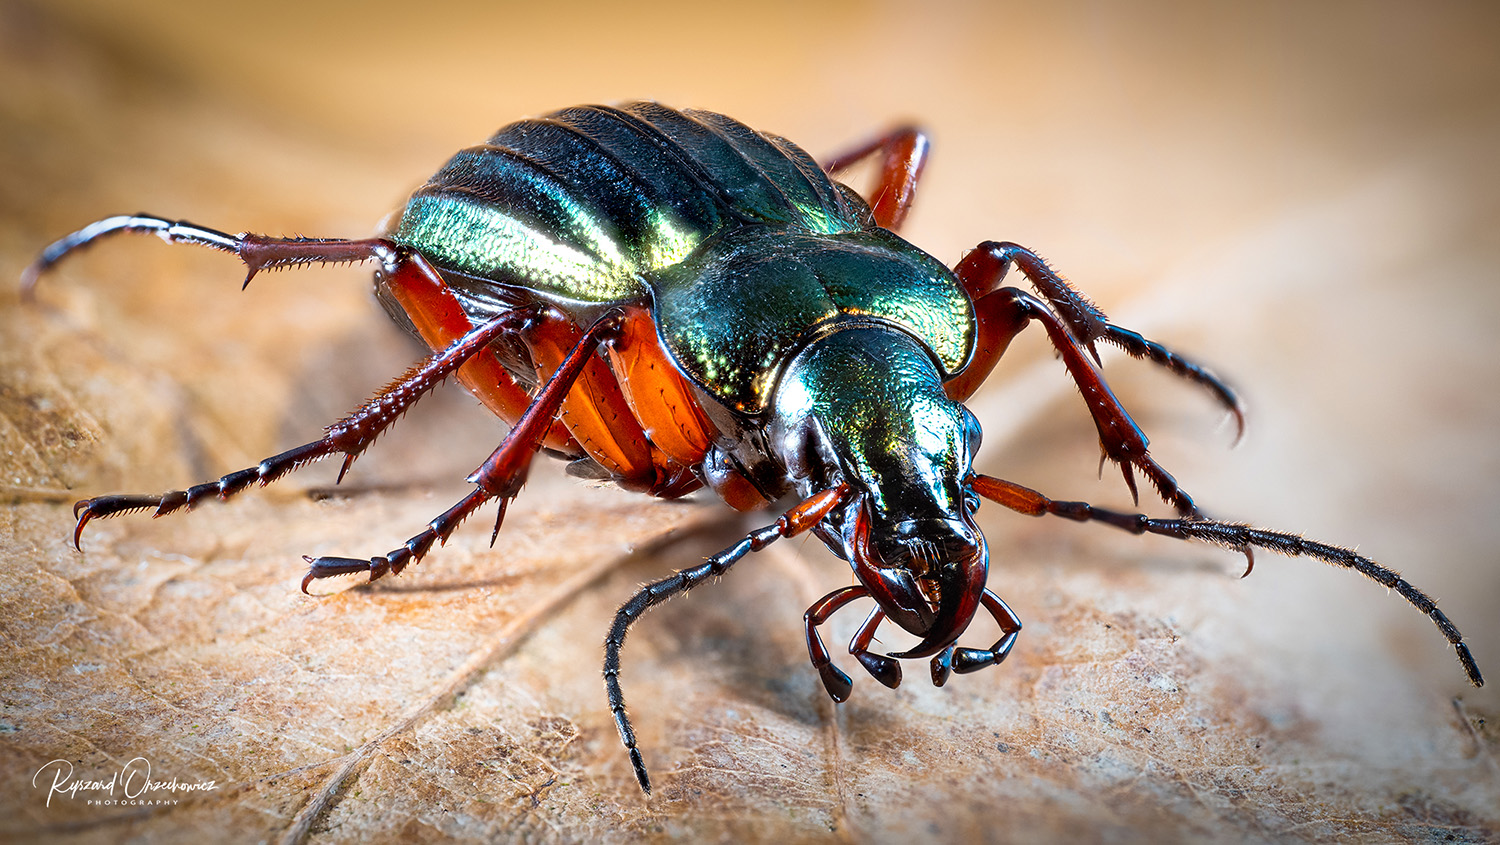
[{"x1": 24, "y1": 103, "x2": 1484, "y2": 794}]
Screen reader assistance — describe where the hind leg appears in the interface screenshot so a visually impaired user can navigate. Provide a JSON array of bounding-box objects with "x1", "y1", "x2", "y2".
[
  {"x1": 28, "y1": 214, "x2": 576, "y2": 448},
  {"x1": 25, "y1": 215, "x2": 579, "y2": 546}
]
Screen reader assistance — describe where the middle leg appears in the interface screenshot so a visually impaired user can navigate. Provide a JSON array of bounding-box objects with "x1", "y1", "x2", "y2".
[
  {"x1": 300, "y1": 310, "x2": 630, "y2": 589},
  {"x1": 71, "y1": 306, "x2": 535, "y2": 548}
]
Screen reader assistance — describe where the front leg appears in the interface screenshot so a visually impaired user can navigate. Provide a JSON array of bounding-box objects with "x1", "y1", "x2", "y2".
[
  {"x1": 947, "y1": 240, "x2": 1244, "y2": 441},
  {"x1": 956, "y1": 286, "x2": 1199, "y2": 516}
]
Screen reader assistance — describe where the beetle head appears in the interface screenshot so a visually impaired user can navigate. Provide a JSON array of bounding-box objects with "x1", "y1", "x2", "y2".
[{"x1": 774, "y1": 323, "x2": 986, "y2": 657}]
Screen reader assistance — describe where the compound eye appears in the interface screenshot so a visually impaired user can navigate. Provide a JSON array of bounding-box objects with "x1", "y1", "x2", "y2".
[{"x1": 961, "y1": 406, "x2": 982, "y2": 460}]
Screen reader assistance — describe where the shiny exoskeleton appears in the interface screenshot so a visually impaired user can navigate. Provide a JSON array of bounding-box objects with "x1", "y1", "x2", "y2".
[{"x1": 25, "y1": 103, "x2": 1484, "y2": 794}]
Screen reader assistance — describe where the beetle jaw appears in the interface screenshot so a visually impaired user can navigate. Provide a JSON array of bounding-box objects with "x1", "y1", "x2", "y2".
[{"x1": 846, "y1": 495, "x2": 990, "y2": 657}]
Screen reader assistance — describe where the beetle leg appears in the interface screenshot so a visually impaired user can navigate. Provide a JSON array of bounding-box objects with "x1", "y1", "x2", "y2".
[
  {"x1": 69, "y1": 309, "x2": 532, "y2": 549},
  {"x1": 953, "y1": 241, "x2": 1108, "y2": 352},
  {"x1": 1099, "y1": 324, "x2": 1246, "y2": 445},
  {"x1": 970, "y1": 474, "x2": 1485, "y2": 688},
  {"x1": 949, "y1": 241, "x2": 1244, "y2": 440},
  {"x1": 822, "y1": 127, "x2": 930, "y2": 232},
  {"x1": 26, "y1": 213, "x2": 578, "y2": 451},
  {"x1": 301, "y1": 311, "x2": 628, "y2": 589},
  {"x1": 949, "y1": 590, "x2": 1023, "y2": 675},
  {"x1": 604, "y1": 484, "x2": 849, "y2": 794},
  {"x1": 848, "y1": 605, "x2": 902, "y2": 689},
  {"x1": 804, "y1": 586, "x2": 867, "y2": 703},
  {"x1": 955, "y1": 286, "x2": 1200, "y2": 517},
  {"x1": 23, "y1": 214, "x2": 396, "y2": 294}
]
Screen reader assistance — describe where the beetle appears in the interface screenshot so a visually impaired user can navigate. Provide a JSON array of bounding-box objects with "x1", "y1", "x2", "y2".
[{"x1": 24, "y1": 103, "x2": 1484, "y2": 794}]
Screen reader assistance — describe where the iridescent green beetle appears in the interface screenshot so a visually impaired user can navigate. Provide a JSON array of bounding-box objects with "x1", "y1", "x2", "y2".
[{"x1": 25, "y1": 103, "x2": 1484, "y2": 793}]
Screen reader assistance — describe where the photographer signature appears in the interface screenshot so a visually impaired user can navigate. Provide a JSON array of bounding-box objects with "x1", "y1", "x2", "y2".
[{"x1": 32, "y1": 757, "x2": 219, "y2": 808}]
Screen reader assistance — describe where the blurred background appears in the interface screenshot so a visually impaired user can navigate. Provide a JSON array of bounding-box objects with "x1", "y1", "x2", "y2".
[{"x1": 2, "y1": 1, "x2": 1497, "y2": 841}]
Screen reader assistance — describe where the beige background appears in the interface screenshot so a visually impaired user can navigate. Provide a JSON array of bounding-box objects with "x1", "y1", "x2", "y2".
[{"x1": 2, "y1": 1, "x2": 1497, "y2": 842}]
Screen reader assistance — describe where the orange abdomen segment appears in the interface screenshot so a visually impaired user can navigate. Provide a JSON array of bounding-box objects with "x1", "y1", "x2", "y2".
[
  {"x1": 607, "y1": 306, "x2": 717, "y2": 469},
  {"x1": 522, "y1": 314, "x2": 659, "y2": 490},
  {"x1": 385, "y1": 259, "x2": 577, "y2": 452}
]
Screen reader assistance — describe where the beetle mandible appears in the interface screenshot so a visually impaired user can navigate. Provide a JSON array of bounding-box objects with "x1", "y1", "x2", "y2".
[{"x1": 24, "y1": 103, "x2": 1484, "y2": 793}]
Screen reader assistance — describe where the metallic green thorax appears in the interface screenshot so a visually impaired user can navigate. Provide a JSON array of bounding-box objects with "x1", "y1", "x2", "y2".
[
  {"x1": 387, "y1": 103, "x2": 974, "y2": 414},
  {"x1": 650, "y1": 226, "x2": 970, "y2": 413}
]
